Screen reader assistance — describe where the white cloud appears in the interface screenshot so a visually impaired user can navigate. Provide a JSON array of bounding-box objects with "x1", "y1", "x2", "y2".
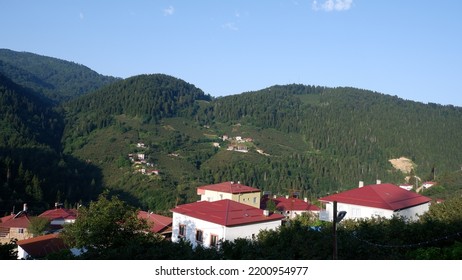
[
  {"x1": 163, "y1": 5, "x2": 175, "y2": 16},
  {"x1": 312, "y1": 0, "x2": 353, "y2": 12},
  {"x1": 222, "y1": 22, "x2": 238, "y2": 31}
]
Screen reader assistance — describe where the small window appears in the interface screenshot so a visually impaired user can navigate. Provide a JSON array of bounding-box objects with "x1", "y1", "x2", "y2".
[
  {"x1": 196, "y1": 230, "x2": 203, "y2": 243},
  {"x1": 210, "y1": 234, "x2": 218, "y2": 247},
  {"x1": 179, "y1": 224, "x2": 186, "y2": 237},
  {"x1": 18, "y1": 228, "x2": 24, "y2": 234},
  {"x1": 253, "y1": 197, "x2": 257, "y2": 204}
]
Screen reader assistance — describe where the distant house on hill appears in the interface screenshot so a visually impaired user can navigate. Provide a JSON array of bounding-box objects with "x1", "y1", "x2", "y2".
[
  {"x1": 422, "y1": 181, "x2": 437, "y2": 189},
  {"x1": 171, "y1": 199, "x2": 284, "y2": 248},
  {"x1": 319, "y1": 183, "x2": 431, "y2": 221},
  {"x1": 197, "y1": 181, "x2": 261, "y2": 208},
  {"x1": 261, "y1": 195, "x2": 321, "y2": 219},
  {"x1": 137, "y1": 211, "x2": 172, "y2": 239}
]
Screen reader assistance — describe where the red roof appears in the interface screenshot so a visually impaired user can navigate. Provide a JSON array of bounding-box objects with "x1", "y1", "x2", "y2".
[
  {"x1": 0, "y1": 212, "x2": 31, "y2": 229},
  {"x1": 171, "y1": 199, "x2": 284, "y2": 226},
  {"x1": 319, "y1": 183, "x2": 431, "y2": 210},
  {"x1": 17, "y1": 233, "x2": 67, "y2": 258},
  {"x1": 268, "y1": 197, "x2": 321, "y2": 212},
  {"x1": 39, "y1": 208, "x2": 77, "y2": 221},
  {"x1": 137, "y1": 211, "x2": 172, "y2": 233},
  {"x1": 0, "y1": 214, "x2": 15, "y2": 224},
  {"x1": 197, "y1": 181, "x2": 260, "y2": 195}
]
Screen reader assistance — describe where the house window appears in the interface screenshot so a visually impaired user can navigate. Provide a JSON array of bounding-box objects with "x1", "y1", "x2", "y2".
[
  {"x1": 178, "y1": 224, "x2": 186, "y2": 237},
  {"x1": 210, "y1": 234, "x2": 218, "y2": 247},
  {"x1": 196, "y1": 229, "x2": 203, "y2": 243},
  {"x1": 253, "y1": 197, "x2": 257, "y2": 204},
  {"x1": 18, "y1": 228, "x2": 24, "y2": 234}
]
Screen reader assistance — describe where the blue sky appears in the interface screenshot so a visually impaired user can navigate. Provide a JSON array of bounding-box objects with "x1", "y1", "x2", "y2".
[{"x1": 1, "y1": 0, "x2": 461, "y2": 106}]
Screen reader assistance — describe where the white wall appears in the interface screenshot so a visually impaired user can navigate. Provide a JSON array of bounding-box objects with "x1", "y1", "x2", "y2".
[
  {"x1": 323, "y1": 202, "x2": 429, "y2": 221},
  {"x1": 172, "y1": 212, "x2": 281, "y2": 248}
]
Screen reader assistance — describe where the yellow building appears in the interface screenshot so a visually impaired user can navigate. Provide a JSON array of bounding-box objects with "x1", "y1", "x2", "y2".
[{"x1": 197, "y1": 181, "x2": 261, "y2": 209}]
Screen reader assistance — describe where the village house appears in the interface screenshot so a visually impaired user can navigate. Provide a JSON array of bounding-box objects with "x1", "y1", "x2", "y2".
[
  {"x1": 171, "y1": 199, "x2": 284, "y2": 248},
  {"x1": 319, "y1": 182, "x2": 432, "y2": 222},
  {"x1": 137, "y1": 211, "x2": 173, "y2": 239},
  {"x1": 399, "y1": 184, "x2": 414, "y2": 191},
  {"x1": 197, "y1": 181, "x2": 261, "y2": 208},
  {"x1": 16, "y1": 233, "x2": 67, "y2": 259},
  {"x1": 0, "y1": 204, "x2": 33, "y2": 244},
  {"x1": 261, "y1": 195, "x2": 321, "y2": 219},
  {"x1": 422, "y1": 181, "x2": 437, "y2": 189},
  {"x1": 39, "y1": 204, "x2": 77, "y2": 232}
]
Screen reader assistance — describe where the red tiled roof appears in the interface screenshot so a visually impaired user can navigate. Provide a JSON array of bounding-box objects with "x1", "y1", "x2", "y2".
[
  {"x1": 197, "y1": 181, "x2": 260, "y2": 194},
  {"x1": 138, "y1": 211, "x2": 172, "y2": 233},
  {"x1": 271, "y1": 197, "x2": 321, "y2": 212},
  {"x1": 171, "y1": 199, "x2": 284, "y2": 226},
  {"x1": 0, "y1": 212, "x2": 32, "y2": 229},
  {"x1": 0, "y1": 214, "x2": 15, "y2": 224},
  {"x1": 39, "y1": 208, "x2": 77, "y2": 221},
  {"x1": 17, "y1": 233, "x2": 67, "y2": 258},
  {"x1": 319, "y1": 183, "x2": 431, "y2": 210}
]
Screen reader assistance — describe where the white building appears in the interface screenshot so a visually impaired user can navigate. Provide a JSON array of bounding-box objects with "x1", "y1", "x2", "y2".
[
  {"x1": 197, "y1": 181, "x2": 261, "y2": 208},
  {"x1": 319, "y1": 183, "x2": 432, "y2": 222},
  {"x1": 171, "y1": 199, "x2": 284, "y2": 248}
]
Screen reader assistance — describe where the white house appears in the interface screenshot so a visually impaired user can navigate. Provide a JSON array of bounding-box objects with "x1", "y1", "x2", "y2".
[
  {"x1": 319, "y1": 183, "x2": 432, "y2": 222},
  {"x1": 171, "y1": 199, "x2": 284, "y2": 248},
  {"x1": 422, "y1": 181, "x2": 436, "y2": 189},
  {"x1": 261, "y1": 195, "x2": 321, "y2": 219}
]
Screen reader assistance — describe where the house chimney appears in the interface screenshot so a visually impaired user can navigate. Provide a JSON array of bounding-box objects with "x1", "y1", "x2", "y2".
[
  {"x1": 358, "y1": 181, "x2": 364, "y2": 188},
  {"x1": 23, "y1": 203, "x2": 27, "y2": 212},
  {"x1": 237, "y1": 181, "x2": 241, "y2": 184},
  {"x1": 55, "y1": 202, "x2": 58, "y2": 209},
  {"x1": 304, "y1": 197, "x2": 308, "y2": 203},
  {"x1": 230, "y1": 181, "x2": 234, "y2": 185},
  {"x1": 376, "y1": 179, "x2": 381, "y2": 185},
  {"x1": 273, "y1": 195, "x2": 277, "y2": 199},
  {"x1": 263, "y1": 209, "x2": 270, "y2": 217},
  {"x1": 285, "y1": 195, "x2": 289, "y2": 199}
]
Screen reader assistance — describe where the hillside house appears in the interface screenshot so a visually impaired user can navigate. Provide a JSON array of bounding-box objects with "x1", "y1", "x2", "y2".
[
  {"x1": 197, "y1": 181, "x2": 261, "y2": 208},
  {"x1": 171, "y1": 199, "x2": 284, "y2": 248},
  {"x1": 0, "y1": 205, "x2": 33, "y2": 244},
  {"x1": 319, "y1": 183, "x2": 431, "y2": 222},
  {"x1": 399, "y1": 184, "x2": 414, "y2": 191},
  {"x1": 39, "y1": 206, "x2": 77, "y2": 231},
  {"x1": 261, "y1": 195, "x2": 321, "y2": 219},
  {"x1": 137, "y1": 211, "x2": 172, "y2": 239},
  {"x1": 422, "y1": 181, "x2": 436, "y2": 189}
]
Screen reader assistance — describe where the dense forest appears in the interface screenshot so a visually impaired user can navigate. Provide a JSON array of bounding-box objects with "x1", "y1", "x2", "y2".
[
  {"x1": 1, "y1": 49, "x2": 462, "y2": 216},
  {"x1": 0, "y1": 49, "x2": 119, "y2": 103}
]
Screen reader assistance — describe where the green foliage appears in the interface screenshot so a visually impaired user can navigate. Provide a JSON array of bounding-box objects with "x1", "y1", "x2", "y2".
[
  {"x1": 61, "y1": 192, "x2": 152, "y2": 256},
  {"x1": 27, "y1": 216, "x2": 50, "y2": 236},
  {"x1": 0, "y1": 240, "x2": 18, "y2": 260}
]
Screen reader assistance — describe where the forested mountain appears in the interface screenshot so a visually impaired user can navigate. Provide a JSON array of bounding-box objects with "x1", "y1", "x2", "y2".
[
  {"x1": 1, "y1": 49, "x2": 461, "y2": 215},
  {"x1": 0, "y1": 49, "x2": 119, "y2": 103},
  {"x1": 0, "y1": 69, "x2": 101, "y2": 216}
]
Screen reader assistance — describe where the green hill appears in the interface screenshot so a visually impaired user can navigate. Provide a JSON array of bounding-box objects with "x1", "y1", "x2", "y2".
[{"x1": 0, "y1": 49, "x2": 119, "y2": 103}]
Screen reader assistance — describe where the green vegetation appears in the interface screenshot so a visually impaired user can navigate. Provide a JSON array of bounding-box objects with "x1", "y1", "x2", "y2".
[
  {"x1": 1, "y1": 48, "x2": 461, "y2": 216},
  {"x1": 0, "y1": 49, "x2": 119, "y2": 103}
]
